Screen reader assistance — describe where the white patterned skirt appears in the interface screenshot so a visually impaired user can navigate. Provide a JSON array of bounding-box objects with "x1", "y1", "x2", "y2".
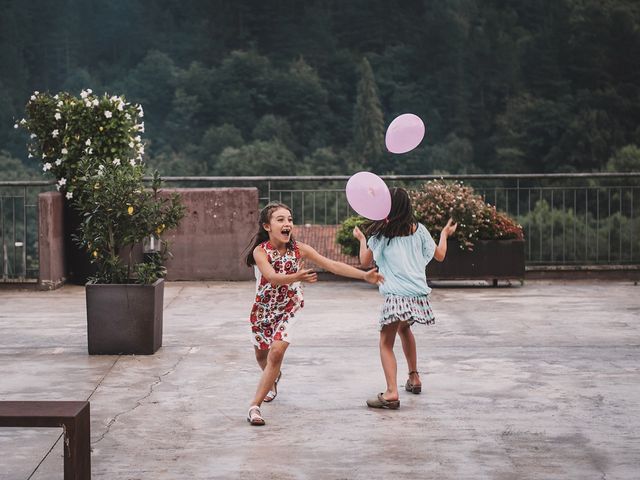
[{"x1": 379, "y1": 294, "x2": 435, "y2": 331}]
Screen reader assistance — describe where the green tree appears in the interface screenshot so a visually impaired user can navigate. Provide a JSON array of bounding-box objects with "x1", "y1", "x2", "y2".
[
  {"x1": 353, "y1": 58, "x2": 384, "y2": 169},
  {"x1": 214, "y1": 140, "x2": 298, "y2": 176}
]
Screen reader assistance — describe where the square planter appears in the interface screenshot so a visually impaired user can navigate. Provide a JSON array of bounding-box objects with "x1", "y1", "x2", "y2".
[
  {"x1": 427, "y1": 239, "x2": 525, "y2": 282},
  {"x1": 86, "y1": 278, "x2": 164, "y2": 355}
]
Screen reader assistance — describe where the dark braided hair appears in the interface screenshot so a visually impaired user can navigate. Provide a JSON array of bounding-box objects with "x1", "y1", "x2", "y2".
[
  {"x1": 365, "y1": 187, "x2": 416, "y2": 243},
  {"x1": 244, "y1": 201, "x2": 294, "y2": 267}
]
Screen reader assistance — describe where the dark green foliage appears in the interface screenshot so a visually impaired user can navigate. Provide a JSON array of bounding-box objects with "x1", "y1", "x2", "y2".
[
  {"x1": 335, "y1": 216, "x2": 368, "y2": 257},
  {"x1": 3, "y1": 0, "x2": 640, "y2": 177}
]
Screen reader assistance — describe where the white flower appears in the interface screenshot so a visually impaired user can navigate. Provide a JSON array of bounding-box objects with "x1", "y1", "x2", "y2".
[
  {"x1": 52, "y1": 129, "x2": 59, "y2": 138},
  {"x1": 117, "y1": 101, "x2": 124, "y2": 111},
  {"x1": 56, "y1": 184, "x2": 61, "y2": 191},
  {"x1": 125, "y1": 113, "x2": 131, "y2": 120},
  {"x1": 128, "y1": 142, "x2": 135, "y2": 148},
  {"x1": 136, "y1": 122, "x2": 145, "y2": 132},
  {"x1": 30, "y1": 95, "x2": 36, "y2": 101},
  {"x1": 61, "y1": 148, "x2": 68, "y2": 155},
  {"x1": 112, "y1": 158, "x2": 121, "y2": 166},
  {"x1": 53, "y1": 94, "x2": 59, "y2": 100},
  {"x1": 54, "y1": 112, "x2": 62, "y2": 121},
  {"x1": 65, "y1": 191, "x2": 73, "y2": 200},
  {"x1": 85, "y1": 101, "x2": 92, "y2": 108},
  {"x1": 137, "y1": 105, "x2": 144, "y2": 117},
  {"x1": 42, "y1": 162, "x2": 52, "y2": 171},
  {"x1": 85, "y1": 139, "x2": 91, "y2": 146},
  {"x1": 57, "y1": 101, "x2": 63, "y2": 108},
  {"x1": 85, "y1": 148, "x2": 93, "y2": 155},
  {"x1": 34, "y1": 90, "x2": 39, "y2": 95},
  {"x1": 30, "y1": 133, "x2": 37, "y2": 139},
  {"x1": 134, "y1": 135, "x2": 141, "y2": 142},
  {"x1": 20, "y1": 119, "x2": 26, "y2": 125},
  {"x1": 28, "y1": 153, "x2": 33, "y2": 158},
  {"x1": 80, "y1": 90, "x2": 89, "y2": 99},
  {"x1": 92, "y1": 99, "x2": 99, "y2": 107},
  {"x1": 58, "y1": 178, "x2": 67, "y2": 186},
  {"x1": 55, "y1": 158, "x2": 62, "y2": 166},
  {"x1": 129, "y1": 159, "x2": 136, "y2": 167},
  {"x1": 104, "y1": 110, "x2": 113, "y2": 119},
  {"x1": 13, "y1": 123, "x2": 18, "y2": 129}
]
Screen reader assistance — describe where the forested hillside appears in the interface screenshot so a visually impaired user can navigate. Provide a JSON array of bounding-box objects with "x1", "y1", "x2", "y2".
[{"x1": 2, "y1": 0, "x2": 639, "y2": 176}]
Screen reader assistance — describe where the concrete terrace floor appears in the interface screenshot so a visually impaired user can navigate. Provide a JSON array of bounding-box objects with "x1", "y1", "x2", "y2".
[{"x1": 1, "y1": 279, "x2": 640, "y2": 480}]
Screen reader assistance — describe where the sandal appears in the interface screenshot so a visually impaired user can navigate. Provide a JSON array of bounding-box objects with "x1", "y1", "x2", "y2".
[
  {"x1": 263, "y1": 370, "x2": 282, "y2": 403},
  {"x1": 247, "y1": 406, "x2": 265, "y2": 426},
  {"x1": 366, "y1": 393, "x2": 400, "y2": 409},
  {"x1": 405, "y1": 370, "x2": 422, "y2": 394}
]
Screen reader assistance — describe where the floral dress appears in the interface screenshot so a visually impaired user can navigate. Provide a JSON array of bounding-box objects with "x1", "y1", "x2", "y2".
[{"x1": 250, "y1": 240, "x2": 304, "y2": 350}]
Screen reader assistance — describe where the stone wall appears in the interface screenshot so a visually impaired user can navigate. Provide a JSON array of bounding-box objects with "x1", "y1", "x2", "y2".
[
  {"x1": 37, "y1": 188, "x2": 259, "y2": 286},
  {"x1": 161, "y1": 188, "x2": 258, "y2": 281}
]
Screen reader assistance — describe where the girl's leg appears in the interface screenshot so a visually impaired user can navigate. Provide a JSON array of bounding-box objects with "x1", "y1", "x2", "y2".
[
  {"x1": 379, "y1": 322, "x2": 400, "y2": 401},
  {"x1": 254, "y1": 346, "x2": 268, "y2": 370},
  {"x1": 397, "y1": 321, "x2": 421, "y2": 387},
  {"x1": 255, "y1": 346, "x2": 280, "y2": 401},
  {"x1": 250, "y1": 340, "x2": 289, "y2": 407}
]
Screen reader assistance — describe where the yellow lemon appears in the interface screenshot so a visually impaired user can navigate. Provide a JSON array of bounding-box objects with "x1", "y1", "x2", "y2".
[
  {"x1": 99, "y1": 126, "x2": 104, "y2": 131},
  {"x1": 127, "y1": 206, "x2": 134, "y2": 215},
  {"x1": 92, "y1": 250, "x2": 98, "y2": 258}
]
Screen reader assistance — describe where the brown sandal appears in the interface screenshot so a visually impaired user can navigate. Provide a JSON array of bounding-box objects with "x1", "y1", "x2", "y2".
[
  {"x1": 366, "y1": 393, "x2": 400, "y2": 409},
  {"x1": 405, "y1": 370, "x2": 422, "y2": 394}
]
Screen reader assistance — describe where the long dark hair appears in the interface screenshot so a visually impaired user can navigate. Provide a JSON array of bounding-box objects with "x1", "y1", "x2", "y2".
[
  {"x1": 365, "y1": 187, "x2": 416, "y2": 242},
  {"x1": 244, "y1": 201, "x2": 294, "y2": 267}
]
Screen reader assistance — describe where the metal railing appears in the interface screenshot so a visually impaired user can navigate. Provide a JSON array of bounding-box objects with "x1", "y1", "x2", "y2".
[
  {"x1": 159, "y1": 173, "x2": 640, "y2": 266},
  {"x1": 0, "y1": 180, "x2": 53, "y2": 282},
  {"x1": 1, "y1": 173, "x2": 639, "y2": 281}
]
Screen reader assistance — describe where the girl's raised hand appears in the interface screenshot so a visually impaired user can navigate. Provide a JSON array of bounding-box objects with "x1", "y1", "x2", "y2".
[
  {"x1": 296, "y1": 261, "x2": 318, "y2": 283},
  {"x1": 352, "y1": 226, "x2": 365, "y2": 241},
  {"x1": 363, "y1": 268, "x2": 384, "y2": 286},
  {"x1": 442, "y1": 218, "x2": 458, "y2": 237}
]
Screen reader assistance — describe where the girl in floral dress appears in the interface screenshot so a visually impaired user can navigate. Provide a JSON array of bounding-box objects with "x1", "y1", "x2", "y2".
[
  {"x1": 244, "y1": 202, "x2": 383, "y2": 426},
  {"x1": 353, "y1": 188, "x2": 457, "y2": 409}
]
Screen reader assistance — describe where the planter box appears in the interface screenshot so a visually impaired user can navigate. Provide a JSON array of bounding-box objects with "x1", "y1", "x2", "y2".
[
  {"x1": 427, "y1": 239, "x2": 525, "y2": 282},
  {"x1": 86, "y1": 278, "x2": 164, "y2": 355}
]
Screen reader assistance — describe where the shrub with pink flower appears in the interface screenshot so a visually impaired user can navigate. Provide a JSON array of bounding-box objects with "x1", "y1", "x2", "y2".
[{"x1": 410, "y1": 180, "x2": 523, "y2": 250}]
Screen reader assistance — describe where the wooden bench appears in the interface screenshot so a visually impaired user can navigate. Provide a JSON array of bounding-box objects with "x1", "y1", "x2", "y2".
[{"x1": 0, "y1": 401, "x2": 90, "y2": 480}]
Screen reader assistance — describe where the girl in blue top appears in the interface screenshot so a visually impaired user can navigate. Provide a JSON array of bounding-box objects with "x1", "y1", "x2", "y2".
[{"x1": 353, "y1": 187, "x2": 457, "y2": 409}]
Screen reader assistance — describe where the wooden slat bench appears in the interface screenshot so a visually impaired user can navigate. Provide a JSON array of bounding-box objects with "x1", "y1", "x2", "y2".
[{"x1": 0, "y1": 401, "x2": 90, "y2": 480}]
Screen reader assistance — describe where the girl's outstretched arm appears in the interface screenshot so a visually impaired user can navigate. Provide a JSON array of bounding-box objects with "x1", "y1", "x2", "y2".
[
  {"x1": 353, "y1": 226, "x2": 374, "y2": 268},
  {"x1": 434, "y1": 218, "x2": 458, "y2": 261},
  {"x1": 298, "y1": 242, "x2": 383, "y2": 285},
  {"x1": 254, "y1": 246, "x2": 317, "y2": 285}
]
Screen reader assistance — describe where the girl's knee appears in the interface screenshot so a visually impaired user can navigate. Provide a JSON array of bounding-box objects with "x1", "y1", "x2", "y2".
[{"x1": 267, "y1": 342, "x2": 288, "y2": 364}]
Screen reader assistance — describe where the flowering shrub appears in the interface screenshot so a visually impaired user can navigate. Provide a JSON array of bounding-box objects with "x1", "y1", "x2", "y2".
[
  {"x1": 336, "y1": 216, "x2": 368, "y2": 256},
  {"x1": 18, "y1": 90, "x2": 185, "y2": 284},
  {"x1": 336, "y1": 180, "x2": 523, "y2": 255},
  {"x1": 411, "y1": 180, "x2": 523, "y2": 249}
]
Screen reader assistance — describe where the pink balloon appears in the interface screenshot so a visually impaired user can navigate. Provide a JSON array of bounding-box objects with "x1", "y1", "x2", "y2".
[
  {"x1": 385, "y1": 113, "x2": 425, "y2": 154},
  {"x1": 346, "y1": 172, "x2": 391, "y2": 221}
]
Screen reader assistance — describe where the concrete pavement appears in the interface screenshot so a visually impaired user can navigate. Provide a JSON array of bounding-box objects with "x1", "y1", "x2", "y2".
[{"x1": 1, "y1": 280, "x2": 640, "y2": 479}]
